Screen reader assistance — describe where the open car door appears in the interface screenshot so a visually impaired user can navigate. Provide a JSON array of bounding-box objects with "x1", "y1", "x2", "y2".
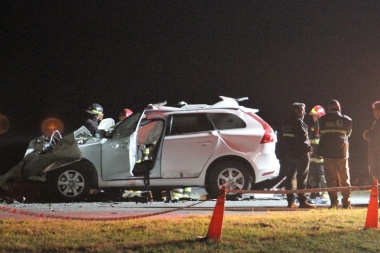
[{"x1": 101, "y1": 113, "x2": 141, "y2": 180}]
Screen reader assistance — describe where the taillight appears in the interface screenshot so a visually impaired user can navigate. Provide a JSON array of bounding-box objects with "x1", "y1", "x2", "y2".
[
  {"x1": 247, "y1": 112, "x2": 275, "y2": 143},
  {"x1": 260, "y1": 122, "x2": 275, "y2": 143}
]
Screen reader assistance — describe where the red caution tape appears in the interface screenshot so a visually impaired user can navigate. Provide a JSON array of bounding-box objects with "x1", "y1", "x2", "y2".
[{"x1": 227, "y1": 184, "x2": 374, "y2": 194}]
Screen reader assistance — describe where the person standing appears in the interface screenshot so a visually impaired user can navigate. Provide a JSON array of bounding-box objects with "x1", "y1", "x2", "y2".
[
  {"x1": 84, "y1": 103, "x2": 104, "y2": 136},
  {"x1": 318, "y1": 100, "x2": 353, "y2": 209},
  {"x1": 282, "y1": 102, "x2": 315, "y2": 208},
  {"x1": 307, "y1": 105, "x2": 328, "y2": 199},
  {"x1": 363, "y1": 101, "x2": 380, "y2": 195}
]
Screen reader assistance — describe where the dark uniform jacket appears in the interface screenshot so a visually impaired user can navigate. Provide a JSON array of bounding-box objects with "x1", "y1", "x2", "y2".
[
  {"x1": 84, "y1": 116, "x2": 99, "y2": 136},
  {"x1": 308, "y1": 120, "x2": 322, "y2": 161},
  {"x1": 367, "y1": 118, "x2": 380, "y2": 178},
  {"x1": 318, "y1": 111, "x2": 352, "y2": 159},
  {"x1": 282, "y1": 114, "x2": 312, "y2": 159}
]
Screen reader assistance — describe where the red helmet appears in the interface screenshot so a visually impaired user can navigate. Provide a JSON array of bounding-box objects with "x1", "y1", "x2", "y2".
[
  {"x1": 121, "y1": 108, "x2": 133, "y2": 118},
  {"x1": 309, "y1": 105, "x2": 325, "y2": 117}
]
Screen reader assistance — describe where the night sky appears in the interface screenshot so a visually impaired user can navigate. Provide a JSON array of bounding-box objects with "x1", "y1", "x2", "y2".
[{"x1": 1, "y1": 1, "x2": 380, "y2": 176}]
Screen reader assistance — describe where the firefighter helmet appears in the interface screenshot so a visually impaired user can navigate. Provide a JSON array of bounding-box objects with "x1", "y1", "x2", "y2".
[
  {"x1": 309, "y1": 105, "x2": 325, "y2": 117},
  {"x1": 121, "y1": 108, "x2": 133, "y2": 118},
  {"x1": 86, "y1": 103, "x2": 103, "y2": 115}
]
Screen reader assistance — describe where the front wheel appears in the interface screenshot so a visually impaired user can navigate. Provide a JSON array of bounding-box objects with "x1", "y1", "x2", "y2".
[
  {"x1": 47, "y1": 164, "x2": 94, "y2": 202},
  {"x1": 207, "y1": 161, "x2": 252, "y2": 200}
]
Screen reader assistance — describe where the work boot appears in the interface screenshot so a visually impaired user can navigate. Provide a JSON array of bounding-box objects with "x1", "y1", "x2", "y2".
[
  {"x1": 342, "y1": 198, "x2": 351, "y2": 209},
  {"x1": 299, "y1": 202, "x2": 316, "y2": 208},
  {"x1": 287, "y1": 202, "x2": 298, "y2": 208}
]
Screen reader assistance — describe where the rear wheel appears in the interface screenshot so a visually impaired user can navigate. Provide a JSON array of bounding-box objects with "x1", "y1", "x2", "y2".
[
  {"x1": 207, "y1": 161, "x2": 252, "y2": 200},
  {"x1": 47, "y1": 162, "x2": 95, "y2": 202}
]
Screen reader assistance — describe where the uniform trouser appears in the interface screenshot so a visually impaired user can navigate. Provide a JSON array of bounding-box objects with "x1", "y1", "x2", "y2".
[
  {"x1": 286, "y1": 154, "x2": 310, "y2": 204},
  {"x1": 324, "y1": 158, "x2": 351, "y2": 206},
  {"x1": 307, "y1": 162, "x2": 327, "y2": 190}
]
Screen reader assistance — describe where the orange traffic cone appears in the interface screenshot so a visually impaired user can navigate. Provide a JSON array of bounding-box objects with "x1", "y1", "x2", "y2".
[
  {"x1": 205, "y1": 186, "x2": 226, "y2": 241},
  {"x1": 365, "y1": 179, "x2": 378, "y2": 229}
]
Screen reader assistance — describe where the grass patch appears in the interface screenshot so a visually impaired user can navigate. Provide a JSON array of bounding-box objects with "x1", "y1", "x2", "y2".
[{"x1": 0, "y1": 209, "x2": 379, "y2": 252}]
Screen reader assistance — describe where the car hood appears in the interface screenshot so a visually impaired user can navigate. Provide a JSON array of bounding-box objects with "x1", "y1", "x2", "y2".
[{"x1": 17, "y1": 127, "x2": 89, "y2": 181}]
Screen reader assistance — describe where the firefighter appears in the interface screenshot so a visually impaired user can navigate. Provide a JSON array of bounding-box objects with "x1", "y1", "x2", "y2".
[
  {"x1": 307, "y1": 105, "x2": 328, "y2": 199},
  {"x1": 84, "y1": 103, "x2": 104, "y2": 136},
  {"x1": 318, "y1": 100, "x2": 353, "y2": 209},
  {"x1": 282, "y1": 102, "x2": 315, "y2": 208}
]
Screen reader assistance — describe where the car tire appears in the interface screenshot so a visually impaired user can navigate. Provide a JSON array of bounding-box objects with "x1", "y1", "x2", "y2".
[
  {"x1": 47, "y1": 162, "x2": 94, "y2": 202},
  {"x1": 207, "y1": 161, "x2": 252, "y2": 200}
]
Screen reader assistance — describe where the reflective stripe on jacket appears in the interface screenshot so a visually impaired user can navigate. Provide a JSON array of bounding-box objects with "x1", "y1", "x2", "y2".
[
  {"x1": 310, "y1": 139, "x2": 320, "y2": 144},
  {"x1": 282, "y1": 114, "x2": 312, "y2": 158},
  {"x1": 318, "y1": 111, "x2": 352, "y2": 159},
  {"x1": 310, "y1": 157, "x2": 324, "y2": 163},
  {"x1": 309, "y1": 121, "x2": 322, "y2": 160}
]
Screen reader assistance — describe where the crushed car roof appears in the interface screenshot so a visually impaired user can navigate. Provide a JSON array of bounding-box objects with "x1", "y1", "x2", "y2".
[{"x1": 145, "y1": 96, "x2": 258, "y2": 113}]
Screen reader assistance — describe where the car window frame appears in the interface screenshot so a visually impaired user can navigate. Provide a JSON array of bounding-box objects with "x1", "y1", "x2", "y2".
[
  {"x1": 167, "y1": 113, "x2": 215, "y2": 136},
  {"x1": 208, "y1": 112, "x2": 246, "y2": 130},
  {"x1": 110, "y1": 113, "x2": 142, "y2": 138}
]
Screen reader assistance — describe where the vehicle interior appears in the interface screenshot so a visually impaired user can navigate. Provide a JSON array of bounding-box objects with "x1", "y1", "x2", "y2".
[{"x1": 132, "y1": 120, "x2": 165, "y2": 178}]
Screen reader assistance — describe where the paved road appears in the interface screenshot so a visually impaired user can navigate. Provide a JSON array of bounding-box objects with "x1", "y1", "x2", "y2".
[{"x1": 0, "y1": 191, "x2": 372, "y2": 221}]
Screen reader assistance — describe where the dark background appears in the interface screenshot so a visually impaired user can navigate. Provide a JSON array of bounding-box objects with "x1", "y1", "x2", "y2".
[{"x1": 1, "y1": 1, "x2": 379, "y2": 183}]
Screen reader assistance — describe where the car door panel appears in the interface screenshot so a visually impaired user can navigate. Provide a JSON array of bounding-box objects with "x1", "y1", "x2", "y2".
[
  {"x1": 101, "y1": 114, "x2": 141, "y2": 180},
  {"x1": 101, "y1": 134, "x2": 135, "y2": 180},
  {"x1": 160, "y1": 131, "x2": 218, "y2": 178}
]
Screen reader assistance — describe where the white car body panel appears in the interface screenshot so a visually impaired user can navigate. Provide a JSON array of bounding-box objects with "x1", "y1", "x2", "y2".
[
  {"x1": 161, "y1": 131, "x2": 219, "y2": 178},
  {"x1": 80, "y1": 98, "x2": 280, "y2": 188},
  {"x1": 101, "y1": 133, "x2": 134, "y2": 180},
  {"x1": 9, "y1": 96, "x2": 280, "y2": 198}
]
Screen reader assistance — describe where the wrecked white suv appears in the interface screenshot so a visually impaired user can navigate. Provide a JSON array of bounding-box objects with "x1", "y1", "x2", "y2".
[{"x1": 0, "y1": 96, "x2": 280, "y2": 202}]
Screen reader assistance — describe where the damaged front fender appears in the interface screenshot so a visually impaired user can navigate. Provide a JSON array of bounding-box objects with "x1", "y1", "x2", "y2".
[{"x1": 0, "y1": 128, "x2": 87, "y2": 189}]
